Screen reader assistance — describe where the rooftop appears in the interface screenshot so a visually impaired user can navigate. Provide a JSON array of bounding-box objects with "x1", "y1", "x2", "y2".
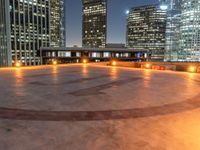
[
  {"x1": 40, "y1": 47, "x2": 148, "y2": 52},
  {"x1": 0, "y1": 63, "x2": 200, "y2": 149}
]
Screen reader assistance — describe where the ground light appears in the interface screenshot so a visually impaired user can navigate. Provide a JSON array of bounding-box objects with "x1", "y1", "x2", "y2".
[
  {"x1": 189, "y1": 66, "x2": 196, "y2": 73},
  {"x1": 145, "y1": 64, "x2": 151, "y2": 69},
  {"x1": 112, "y1": 61, "x2": 117, "y2": 66},
  {"x1": 53, "y1": 60, "x2": 57, "y2": 65},
  {"x1": 83, "y1": 59, "x2": 87, "y2": 64},
  {"x1": 15, "y1": 62, "x2": 21, "y2": 67}
]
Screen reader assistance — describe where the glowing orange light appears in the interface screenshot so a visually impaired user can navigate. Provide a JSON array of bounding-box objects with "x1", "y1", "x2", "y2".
[
  {"x1": 145, "y1": 64, "x2": 151, "y2": 69},
  {"x1": 15, "y1": 62, "x2": 21, "y2": 67},
  {"x1": 83, "y1": 59, "x2": 87, "y2": 64},
  {"x1": 189, "y1": 66, "x2": 196, "y2": 73},
  {"x1": 53, "y1": 60, "x2": 57, "y2": 65},
  {"x1": 112, "y1": 61, "x2": 117, "y2": 66}
]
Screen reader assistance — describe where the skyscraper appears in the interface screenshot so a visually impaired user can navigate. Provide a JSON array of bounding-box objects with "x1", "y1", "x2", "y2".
[
  {"x1": 127, "y1": 5, "x2": 167, "y2": 61},
  {"x1": 179, "y1": 0, "x2": 200, "y2": 61},
  {"x1": 159, "y1": 0, "x2": 181, "y2": 10},
  {"x1": 163, "y1": 0, "x2": 181, "y2": 61},
  {"x1": 0, "y1": 0, "x2": 65, "y2": 67},
  {"x1": 82, "y1": 0, "x2": 107, "y2": 48},
  {"x1": 50, "y1": 0, "x2": 65, "y2": 47},
  {"x1": 0, "y1": 0, "x2": 11, "y2": 66},
  {"x1": 164, "y1": 14, "x2": 181, "y2": 61}
]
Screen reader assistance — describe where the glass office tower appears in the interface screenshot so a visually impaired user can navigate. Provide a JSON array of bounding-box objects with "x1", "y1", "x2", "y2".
[
  {"x1": 0, "y1": 0, "x2": 65, "y2": 67},
  {"x1": 82, "y1": 0, "x2": 107, "y2": 48},
  {"x1": 159, "y1": 0, "x2": 181, "y2": 10},
  {"x1": 163, "y1": 0, "x2": 181, "y2": 61},
  {"x1": 127, "y1": 5, "x2": 167, "y2": 61},
  {"x1": 179, "y1": 0, "x2": 200, "y2": 61},
  {"x1": 164, "y1": 14, "x2": 181, "y2": 61},
  {"x1": 50, "y1": 0, "x2": 65, "y2": 47},
  {"x1": 0, "y1": 0, "x2": 12, "y2": 66}
]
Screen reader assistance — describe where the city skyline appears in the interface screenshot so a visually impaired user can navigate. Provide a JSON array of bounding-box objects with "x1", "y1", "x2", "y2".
[{"x1": 65, "y1": 0, "x2": 158, "y2": 47}]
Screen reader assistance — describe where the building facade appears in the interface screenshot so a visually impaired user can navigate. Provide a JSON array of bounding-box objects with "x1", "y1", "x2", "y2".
[
  {"x1": 179, "y1": 0, "x2": 200, "y2": 61},
  {"x1": 127, "y1": 5, "x2": 167, "y2": 61},
  {"x1": 41, "y1": 47, "x2": 149, "y2": 64},
  {"x1": 82, "y1": 0, "x2": 107, "y2": 48},
  {"x1": 0, "y1": 0, "x2": 12, "y2": 66},
  {"x1": 164, "y1": 14, "x2": 181, "y2": 61},
  {"x1": 0, "y1": 0, "x2": 65, "y2": 67},
  {"x1": 163, "y1": 0, "x2": 181, "y2": 61},
  {"x1": 159, "y1": 0, "x2": 181, "y2": 10},
  {"x1": 50, "y1": 0, "x2": 65, "y2": 47}
]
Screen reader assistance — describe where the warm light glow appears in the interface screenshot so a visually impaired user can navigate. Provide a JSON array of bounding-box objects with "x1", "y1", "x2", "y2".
[
  {"x1": 112, "y1": 61, "x2": 117, "y2": 66},
  {"x1": 110, "y1": 66, "x2": 118, "y2": 80},
  {"x1": 15, "y1": 62, "x2": 21, "y2": 67},
  {"x1": 83, "y1": 59, "x2": 87, "y2": 64},
  {"x1": 143, "y1": 69, "x2": 151, "y2": 88},
  {"x1": 52, "y1": 66, "x2": 58, "y2": 82},
  {"x1": 145, "y1": 64, "x2": 151, "y2": 69},
  {"x1": 82, "y1": 63, "x2": 88, "y2": 77},
  {"x1": 189, "y1": 66, "x2": 196, "y2": 73},
  {"x1": 53, "y1": 60, "x2": 57, "y2": 65}
]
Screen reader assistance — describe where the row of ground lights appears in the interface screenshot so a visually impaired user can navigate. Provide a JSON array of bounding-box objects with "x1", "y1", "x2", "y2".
[
  {"x1": 110, "y1": 61, "x2": 198, "y2": 73},
  {"x1": 15, "y1": 59, "x2": 88, "y2": 67},
  {"x1": 14, "y1": 60, "x2": 199, "y2": 73},
  {"x1": 52, "y1": 59, "x2": 88, "y2": 65},
  {"x1": 144, "y1": 63, "x2": 198, "y2": 73}
]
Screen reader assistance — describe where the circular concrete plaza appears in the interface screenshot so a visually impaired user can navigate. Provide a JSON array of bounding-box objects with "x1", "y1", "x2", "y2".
[{"x1": 0, "y1": 64, "x2": 200, "y2": 121}]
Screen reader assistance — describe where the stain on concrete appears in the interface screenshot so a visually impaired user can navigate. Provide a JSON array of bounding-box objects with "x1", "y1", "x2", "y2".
[
  {"x1": 69, "y1": 77, "x2": 142, "y2": 96},
  {"x1": 28, "y1": 74, "x2": 111, "y2": 86}
]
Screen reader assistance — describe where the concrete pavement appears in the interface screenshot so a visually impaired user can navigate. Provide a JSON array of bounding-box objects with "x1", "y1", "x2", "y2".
[{"x1": 0, "y1": 64, "x2": 200, "y2": 150}]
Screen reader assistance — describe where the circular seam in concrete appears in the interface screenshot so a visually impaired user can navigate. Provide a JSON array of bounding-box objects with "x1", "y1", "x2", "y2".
[{"x1": 0, "y1": 95, "x2": 199, "y2": 122}]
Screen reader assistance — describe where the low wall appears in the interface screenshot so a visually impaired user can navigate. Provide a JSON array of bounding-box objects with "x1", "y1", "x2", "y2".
[{"x1": 108, "y1": 61, "x2": 200, "y2": 73}]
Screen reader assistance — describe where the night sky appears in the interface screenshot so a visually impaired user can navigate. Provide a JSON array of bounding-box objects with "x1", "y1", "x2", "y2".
[{"x1": 65, "y1": 0, "x2": 158, "y2": 47}]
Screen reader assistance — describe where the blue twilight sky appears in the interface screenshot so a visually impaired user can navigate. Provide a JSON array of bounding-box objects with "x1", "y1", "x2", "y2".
[{"x1": 65, "y1": 0, "x2": 158, "y2": 47}]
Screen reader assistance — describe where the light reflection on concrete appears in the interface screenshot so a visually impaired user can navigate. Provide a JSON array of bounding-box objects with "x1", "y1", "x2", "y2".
[
  {"x1": 143, "y1": 69, "x2": 151, "y2": 88},
  {"x1": 110, "y1": 66, "x2": 118, "y2": 80},
  {"x1": 14, "y1": 68, "x2": 23, "y2": 87},
  {"x1": 82, "y1": 64, "x2": 89, "y2": 78},
  {"x1": 52, "y1": 66, "x2": 58, "y2": 82},
  {"x1": 184, "y1": 73, "x2": 198, "y2": 98},
  {"x1": 13, "y1": 68, "x2": 26, "y2": 99}
]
